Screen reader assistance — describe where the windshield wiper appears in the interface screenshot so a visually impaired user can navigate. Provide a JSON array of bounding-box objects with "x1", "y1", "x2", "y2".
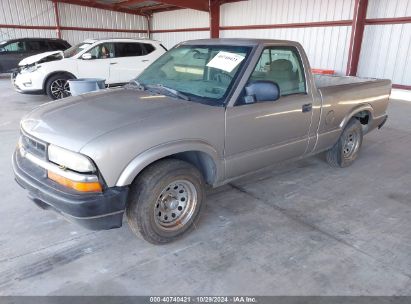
[
  {"x1": 128, "y1": 79, "x2": 145, "y2": 91},
  {"x1": 146, "y1": 84, "x2": 190, "y2": 101}
]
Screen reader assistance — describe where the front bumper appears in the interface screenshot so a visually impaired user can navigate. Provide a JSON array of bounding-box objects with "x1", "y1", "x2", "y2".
[
  {"x1": 12, "y1": 150, "x2": 129, "y2": 230},
  {"x1": 12, "y1": 69, "x2": 44, "y2": 94}
]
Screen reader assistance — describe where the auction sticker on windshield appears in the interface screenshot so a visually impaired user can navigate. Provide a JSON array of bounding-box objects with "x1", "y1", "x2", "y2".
[{"x1": 206, "y1": 51, "x2": 245, "y2": 73}]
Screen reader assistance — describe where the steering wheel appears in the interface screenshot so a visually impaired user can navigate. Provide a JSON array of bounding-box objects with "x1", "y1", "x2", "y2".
[{"x1": 213, "y1": 72, "x2": 233, "y2": 84}]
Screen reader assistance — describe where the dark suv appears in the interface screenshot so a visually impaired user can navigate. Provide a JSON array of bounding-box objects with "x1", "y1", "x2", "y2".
[{"x1": 0, "y1": 38, "x2": 71, "y2": 73}]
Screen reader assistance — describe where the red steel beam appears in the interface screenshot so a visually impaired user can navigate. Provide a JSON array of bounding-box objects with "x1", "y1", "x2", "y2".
[
  {"x1": 0, "y1": 24, "x2": 56, "y2": 30},
  {"x1": 346, "y1": 0, "x2": 368, "y2": 76},
  {"x1": 0, "y1": 23, "x2": 147, "y2": 34},
  {"x1": 392, "y1": 84, "x2": 411, "y2": 90},
  {"x1": 119, "y1": 0, "x2": 209, "y2": 11},
  {"x1": 151, "y1": 27, "x2": 210, "y2": 33},
  {"x1": 53, "y1": 0, "x2": 148, "y2": 16},
  {"x1": 146, "y1": 15, "x2": 151, "y2": 38},
  {"x1": 53, "y1": 0, "x2": 62, "y2": 38},
  {"x1": 152, "y1": 0, "x2": 209, "y2": 11},
  {"x1": 61, "y1": 26, "x2": 147, "y2": 33},
  {"x1": 210, "y1": 0, "x2": 220, "y2": 38},
  {"x1": 220, "y1": 20, "x2": 352, "y2": 31},
  {"x1": 365, "y1": 16, "x2": 411, "y2": 25}
]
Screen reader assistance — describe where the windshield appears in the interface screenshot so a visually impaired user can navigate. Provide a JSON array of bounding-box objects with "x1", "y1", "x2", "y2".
[
  {"x1": 63, "y1": 42, "x2": 93, "y2": 58},
  {"x1": 136, "y1": 44, "x2": 251, "y2": 104}
]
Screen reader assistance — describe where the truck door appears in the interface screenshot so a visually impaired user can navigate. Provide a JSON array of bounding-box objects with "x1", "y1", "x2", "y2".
[{"x1": 225, "y1": 46, "x2": 314, "y2": 179}]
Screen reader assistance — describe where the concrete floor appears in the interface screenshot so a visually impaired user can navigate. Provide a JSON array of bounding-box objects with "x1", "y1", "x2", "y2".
[{"x1": 0, "y1": 76, "x2": 411, "y2": 296}]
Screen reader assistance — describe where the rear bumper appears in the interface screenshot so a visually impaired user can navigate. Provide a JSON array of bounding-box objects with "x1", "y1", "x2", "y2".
[
  {"x1": 377, "y1": 114, "x2": 388, "y2": 129},
  {"x1": 12, "y1": 151, "x2": 129, "y2": 230}
]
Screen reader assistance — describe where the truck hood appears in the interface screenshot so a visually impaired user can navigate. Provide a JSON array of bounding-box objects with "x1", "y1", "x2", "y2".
[
  {"x1": 19, "y1": 51, "x2": 63, "y2": 66},
  {"x1": 20, "y1": 87, "x2": 199, "y2": 152}
]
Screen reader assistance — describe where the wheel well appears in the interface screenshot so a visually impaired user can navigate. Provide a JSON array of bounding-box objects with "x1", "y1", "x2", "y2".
[
  {"x1": 353, "y1": 110, "x2": 371, "y2": 125},
  {"x1": 135, "y1": 151, "x2": 218, "y2": 186},
  {"x1": 43, "y1": 71, "x2": 76, "y2": 91},
  {"x1": 353, "y1": 110, "x2": 371, "y2": 133},
  {"x1": 170, "y1": 151, "x2": 217, "y2": 185}
]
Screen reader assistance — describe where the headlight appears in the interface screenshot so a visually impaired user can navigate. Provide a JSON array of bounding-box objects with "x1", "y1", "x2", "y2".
[
  {"x1": 24, "y1": 64, "x2": 41, "y2": 73},
  {"x1": 48, "y1": 145, "x2": 95, "y2": 173}
]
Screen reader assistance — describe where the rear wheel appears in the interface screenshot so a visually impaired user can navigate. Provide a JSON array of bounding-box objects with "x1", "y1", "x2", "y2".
[
  {"x1": 126, "y1": 159, "x2": 206, "y2": 244},
  {"x1": 326, "y1": 118, "x2": 363, "y2": 168},
  {"x1": 46, "y1": 74, "x2": 73, "y2": 100}
]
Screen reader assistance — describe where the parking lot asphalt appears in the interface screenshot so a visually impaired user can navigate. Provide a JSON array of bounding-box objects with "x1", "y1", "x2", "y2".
[{"x1": 0, "y1": 77, "x2": 411, "y2": 295}]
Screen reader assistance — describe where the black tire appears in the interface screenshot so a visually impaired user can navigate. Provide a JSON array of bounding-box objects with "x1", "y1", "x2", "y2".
[
  {"x1": 45, "y1": 73, "x2": 73, "y2": 100},
  {"x1": 326, "y1": 118, "x2": 363, "y2": 168},
  {"x1": 126, "y1": 159, "x2": 206, "y2": 244}
]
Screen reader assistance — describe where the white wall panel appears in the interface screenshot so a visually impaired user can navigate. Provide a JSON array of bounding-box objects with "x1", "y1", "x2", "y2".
[
  {"x1": 152, "y1": 31, "x2": 210, "y2": 49},
  {"x1": 220, "y1": 26, "x2": 351, "y2": 75},
  {"x1": 151, "y1": 9, "x2": 210, "y2": 49},
  {"x1": 358, "y1": 24, "x2": 411, "y2": 85},
  {"x1": 151, "y1": 9, "x2": 209, "y2": 30},
  {"x1": 58, "y1": 3, "x2": 147, "y2": 30},
  {"x1": 367, "y1": 0, "x2": 411, "y2": 18},
  {"x1": 0, "y1": 0, "x2": 147, "y2": 45},
  {"x1": 0, "y1": 28, "x2": 56, "y2": 42},
  {"x1": 0, "y1": 0, "x2": 55, "y2": 26},
  {"x1": 220, "y1": 0, "x2": 355, "y2": 26}
]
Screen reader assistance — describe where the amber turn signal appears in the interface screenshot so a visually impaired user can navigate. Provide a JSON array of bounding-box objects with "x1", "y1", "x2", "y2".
[{"x1": 47, "y1": 171, "x2": 102, "y2": 193}]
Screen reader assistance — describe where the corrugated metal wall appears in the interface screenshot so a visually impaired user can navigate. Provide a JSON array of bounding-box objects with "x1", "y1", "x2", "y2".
[
  {"x1": 357, "y1": 0, "x2": 411, "y2": 85},
  {"x1": 1, "y1": 0, "x2": 410, "y2": 86},
  {"x1": 58, "y1": 3, "x2": 147, "y2": 44},
  {"x1": 220, "y1": 0, "x2": 354, "y2": 75},
  {"x1": 0, "y1": 0, "x2": 147, "y2": 45},
  {"x1": 220, "y1": 27, "x2": 352, "y2": 75},
  {"x1": 151, "y1": 0, "x2": 355, "y2": 75},
  {"x1": 221, "y1": 0, "x2": 354, "y2": 25},
  {"x1": 151, "y1": 9, "x2": 209, "y2": 49},
  {"x1": 0, "y1": 0, "x2": 56, "y2": 41}
]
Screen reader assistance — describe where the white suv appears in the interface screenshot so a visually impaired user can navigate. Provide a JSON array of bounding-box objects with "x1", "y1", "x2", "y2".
[{"x1": 12, "y1": 38, "x2": 166, "y2": 100}]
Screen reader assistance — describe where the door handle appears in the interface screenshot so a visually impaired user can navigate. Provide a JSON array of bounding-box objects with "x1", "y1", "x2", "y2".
[
  {"x1": 302, "y1": 103, "x2": 312, "y2": 113},
  {"x1": 110, "y1": 62, "x2": 118, "y2": 65},
  {"x1": 141, "y1": 59, "x2": 150, "y2": 62}
]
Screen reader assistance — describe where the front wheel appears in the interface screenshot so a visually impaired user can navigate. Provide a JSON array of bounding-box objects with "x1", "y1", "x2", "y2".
[
  {"x1": 46, "y1": 74, "x2": 73, "y2": 100},
  {"x1": 326, "y1": 118, "x2": 363, "y2": 168},
  {"x1": 126, "y1": 159, "x2": 206, "y2": 244}
]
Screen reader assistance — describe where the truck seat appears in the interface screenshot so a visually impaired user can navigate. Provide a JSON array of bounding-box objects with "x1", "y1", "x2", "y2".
[{"x1": 268, "y1": 59, "x2": 299, "y2": 95}]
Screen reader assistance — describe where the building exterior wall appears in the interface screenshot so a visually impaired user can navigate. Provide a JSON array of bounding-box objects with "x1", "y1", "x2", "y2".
[
  {"x1": 0, "y1": 0, "x2": 147, "y2": 45},
  {"x1": 58, "y1": 3, "x2": 147, "y2": 44},
  {"x1": 0, "y1": 0, "x2": 410, "y2": 86},
  {"x1": 151, "y1": 9, "x2": 209, "y2": 49},
  {"x1": 220, "y1": 26, "x2": 352, "y2": 75},
  {"x1": 220, "y1": 0, "x2": 355, "y2": 25},
  {"x1": 151, "y1": 0, "x2": 355, "y2": 75},
  {"x1": 357, "y1": 0, "x2": 411, "y2": 86}
]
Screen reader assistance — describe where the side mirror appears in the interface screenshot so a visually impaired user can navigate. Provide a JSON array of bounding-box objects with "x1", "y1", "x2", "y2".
[
  {"x1": 81, "y1": 53, "x2": 93, "y2": 60},
  {"x1": 244, "y1": 80, "x2": 280, "y2": 104}
]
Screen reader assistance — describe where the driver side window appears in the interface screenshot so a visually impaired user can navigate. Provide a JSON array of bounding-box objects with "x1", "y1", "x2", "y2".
[
  {"x1": 250, "y1": 47, "x2": 306, "y2": 96},
  {"x1": 88, "y1": 43, "x2": 115, "y2": 59},
  {"x1": 2, "y1": 41, "x2": 25, "y2": 53}
]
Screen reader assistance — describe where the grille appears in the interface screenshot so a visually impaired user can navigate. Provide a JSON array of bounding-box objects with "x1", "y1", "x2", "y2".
[{"x1": 21, "y1": 134, "x2": 46, "y2": 159}]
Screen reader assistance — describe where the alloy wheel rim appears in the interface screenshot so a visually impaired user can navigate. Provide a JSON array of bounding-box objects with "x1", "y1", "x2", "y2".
[
  {"x1": 50, "y1": 79, "x2": 71, "y2": 99},
  {"x1": 154, "y1": 179, "x2": 197, "y2": 231}
]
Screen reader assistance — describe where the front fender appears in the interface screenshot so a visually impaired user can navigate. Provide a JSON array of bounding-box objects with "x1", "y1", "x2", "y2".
[{"x1": 115, "y1": 139, "x2": 223, "y2": 187}]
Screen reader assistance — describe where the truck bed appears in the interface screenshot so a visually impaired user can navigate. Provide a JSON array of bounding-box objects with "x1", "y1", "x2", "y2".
[{"x1": 314, "y1": 74, "x2": 380, "y2": 89}]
